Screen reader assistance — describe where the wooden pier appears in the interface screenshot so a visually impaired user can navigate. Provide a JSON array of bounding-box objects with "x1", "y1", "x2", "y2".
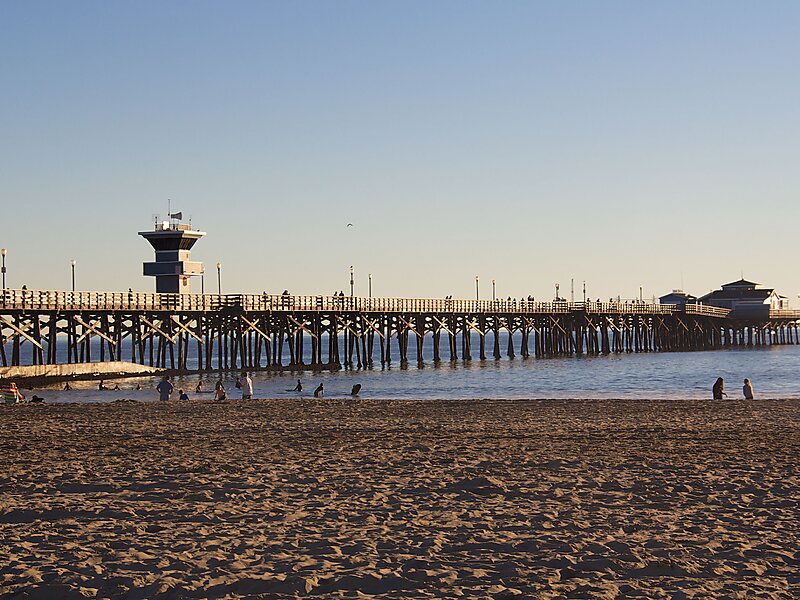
[{"x1": 1, "y1": 289, "x2": 799, "y2": 373}]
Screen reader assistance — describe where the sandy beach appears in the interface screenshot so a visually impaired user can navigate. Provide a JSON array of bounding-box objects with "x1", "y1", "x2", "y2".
[{"x1": 1, "y1": 397, "x2": 798, "y2": 598}]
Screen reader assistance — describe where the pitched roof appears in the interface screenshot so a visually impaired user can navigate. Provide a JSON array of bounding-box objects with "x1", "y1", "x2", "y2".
[
  {"x1": 698, "y1": 288, "x2": 773, "y2": 302},
  {"x1": 721, "y1": 278, "x2": 760, "y2": 288}
]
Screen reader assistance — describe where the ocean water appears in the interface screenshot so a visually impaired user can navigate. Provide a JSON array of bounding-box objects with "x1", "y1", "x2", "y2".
[{"x1": 24, "y1": 344, "x2": 800, "y2": 403}]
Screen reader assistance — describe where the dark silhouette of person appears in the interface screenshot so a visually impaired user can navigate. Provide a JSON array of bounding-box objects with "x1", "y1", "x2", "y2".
[
  {"x1": 350, "y1": 384, "x2": 361, "y2": 396},
  {"x1": 156, "y1": 376, "x2": 174, "y2": 401},
  {"x1": 293, "y1": 379, "x2": 302, "y2": 392},
  {"x1": 63, "y1": 382, "x2": 72, "y2": 391},
  {"x1": 743, "y1": 378, "x2": 754, "y2": 400},
  {"x1": 712, "y1": 377, "x2": 726, "y2": 400},
  {"x1": 313, "y1": 383, "x2": 324, "y2": 398}
]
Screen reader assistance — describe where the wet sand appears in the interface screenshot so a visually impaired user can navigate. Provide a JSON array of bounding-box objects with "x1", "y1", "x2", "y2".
[{"x1": 1, "y1": 398, "x2": 798, "y2": 598}]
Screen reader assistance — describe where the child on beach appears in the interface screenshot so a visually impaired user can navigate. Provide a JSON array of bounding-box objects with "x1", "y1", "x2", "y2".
[
  {"x1": 214, "y1": 378, "x2": 226, "y2": 401},
  {"x1": 1, "y1": 381, "x2": 25, "y2": 404},
  {"x1": 743, "y1": 378, "x2": 754, "y2": 400},
  {"x1": 712, "y1": 377, "x2": 727, "y2": 400},
  {"x1": 179, "y1": 389, "x2": 190, "y2": 401},
  {"x1": 240, "y1": 372, "x2": 253, "y2": 400}
]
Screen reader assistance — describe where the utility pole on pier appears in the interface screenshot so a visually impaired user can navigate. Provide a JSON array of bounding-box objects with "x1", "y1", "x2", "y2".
[
  {"x1": 475, "y1": 276, "x2": 479, "y2": 301},
  {"x1": 350, "y1": 266, "x2": 354, "y2": 297},
  {"x1": 1, "y1": 248, "x2": 6, "y2": 290}
]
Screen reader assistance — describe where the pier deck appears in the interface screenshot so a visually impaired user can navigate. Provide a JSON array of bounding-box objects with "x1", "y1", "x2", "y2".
[{"x1": 1, "y1": 289, "x2": 797, "y2": 373}]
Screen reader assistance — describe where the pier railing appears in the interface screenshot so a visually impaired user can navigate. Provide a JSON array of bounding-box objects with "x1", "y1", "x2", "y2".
[{"x1": 0, "y1": 288, "x2": 736, "y2": 318}]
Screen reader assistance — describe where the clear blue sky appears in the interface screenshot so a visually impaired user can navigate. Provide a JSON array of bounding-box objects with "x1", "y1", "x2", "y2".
[{"x1": 2, "y1": 1, "x2": 799, "y2": 300}]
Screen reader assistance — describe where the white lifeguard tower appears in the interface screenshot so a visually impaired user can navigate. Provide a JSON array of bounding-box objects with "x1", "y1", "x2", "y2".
[{"x1": 139, "y1": 213, "x2": 206, "y2": 294}]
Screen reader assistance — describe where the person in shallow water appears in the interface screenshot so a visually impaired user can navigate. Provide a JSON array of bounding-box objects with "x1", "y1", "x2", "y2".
[
  {"x1": 743, "y1": 378, "x2": 754, "y2": 400},
  {"x1": 240, "y1": 371, "x2": 253, "y2": 400},
  {"x1": 214, "y1": 378, "x2": 226, "y2": 401},
  {"x1": 712, "y1": 377, "x2": 727, "y2": 400},
  {"x1": 156, "y1": 376, "x2": 174, "y2": 401},
  {"x1": 350, "y1": 384, "x2": 361, "y2": 396},
  {"x1": 293, "y1": 379, "x2": 302, "y2": 392},
  {"x1": 313, "y1": 383, "x2": 324, "y2": 398}
]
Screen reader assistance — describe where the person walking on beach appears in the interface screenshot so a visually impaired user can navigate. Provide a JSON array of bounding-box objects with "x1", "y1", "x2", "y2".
[
  {"x1": 240, "y1": 371, "x2": 253, "y2": 400},
  {"x1": 712, "y1": 377, "x2": 727, "y2": 400},
  {"x1": 156, "y1": 376, "x2": 174, "y2": 402},
  {"x1": 743, "y1": 378, "x2": 754, "y2": 400},
  {"x1": 293, "y1": 379, "x2": 302, "y2": 392},
  {"x1": 313, "y1": 383, "x2": 324, "y2": 398}
]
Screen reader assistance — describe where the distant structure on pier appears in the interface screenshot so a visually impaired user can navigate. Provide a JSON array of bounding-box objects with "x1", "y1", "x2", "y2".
[
  {"x1": 698, "y1": 279, "x2": 789, "y2": 317},
  {"x1": 658, "y1": 290, "x2": 697, "y2": 308},
  {"x1": 139, "y1": 214, "x2": 205, "y2": 294}
]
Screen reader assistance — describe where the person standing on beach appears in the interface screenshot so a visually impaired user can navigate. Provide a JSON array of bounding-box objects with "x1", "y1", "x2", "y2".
[
  {"x1": 241, "y1": 372, "x2": 253, "y2": 400},
  {"x1": 156, "y1": 376, "x2": 174, "y2": 402},
  {"x1": 313, "y1": 383, "x2": 324, "y2": 398},
  {"x1": 743, "y1": 378, "x2": 754, "y2": 400},
  {"x1": 712, "y1": 377, "x2": 726, "y2": 400}
]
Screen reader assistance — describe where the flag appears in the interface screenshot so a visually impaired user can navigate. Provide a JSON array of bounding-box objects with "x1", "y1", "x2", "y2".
[{"x1": 169, "y1": 211, "x2": 183, "y2": 220}]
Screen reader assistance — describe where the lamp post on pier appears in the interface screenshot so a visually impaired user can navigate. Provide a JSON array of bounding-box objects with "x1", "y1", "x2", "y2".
[
  {"x1": 492, "y1": 279, "x2": 496, "y2": 301},
  {"x1": 216, "y1": 262, "x2": 222, "y2": 295},
  {"x1": 350, "y1": 265, "x2": 354, "y2": 297},
  {"x1": 555, "y1": 283, "x2": 560, "y2": 301},
  {"x1": 1, "y1": 248, "x2": 6, "y2": 290},
  {"x1": 71, "y1": 259, "x2": 76, "y2": 292},
  {"x1": 639, "y1": 285, "x2": 643, "y2": 303},
  {"x1": 583, "y1": 281, "x2": 586, "y2": 303},
  {"x1": 475, "y1": 276, "x2": 479, "y2": 301},
  {"x1": 368, "y1": 272, "x2": 372, "y2": 299}
]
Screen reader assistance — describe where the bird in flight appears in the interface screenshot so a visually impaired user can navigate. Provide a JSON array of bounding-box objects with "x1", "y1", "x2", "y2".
[{"x1": 347, "y1": 223, "x2": 354, "y2": 227}]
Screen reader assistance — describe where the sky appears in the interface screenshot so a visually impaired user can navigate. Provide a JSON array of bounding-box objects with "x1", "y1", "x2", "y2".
[{"x1": 2, "y1": 1, "x2": 799, "y2": 301}]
